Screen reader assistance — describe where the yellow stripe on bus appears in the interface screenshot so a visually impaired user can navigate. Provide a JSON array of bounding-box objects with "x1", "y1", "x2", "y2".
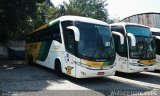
[
  {"x1": 30, "y1": 24, "x2": 48, "y2": 34},
  {"x1": 27, "y1": 42, "x2": 41, "y2": 62},
  {"x1": 140, "y1": 59, "x2": 156, "y2": 65},
  {"x1": 81, "y1": 59, "x2": 104, "y2": 67}
]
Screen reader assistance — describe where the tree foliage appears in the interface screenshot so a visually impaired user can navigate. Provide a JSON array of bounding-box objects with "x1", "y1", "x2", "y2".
[
  {"x1": 0, "y1": 0, "x2": 52, "y2": 43},
  {"x1": 0, "y1": 0, "x2": 113, "y2": 43},
  {"x1": 59, "y1": 0, "x2": 109, "y2": 22}
]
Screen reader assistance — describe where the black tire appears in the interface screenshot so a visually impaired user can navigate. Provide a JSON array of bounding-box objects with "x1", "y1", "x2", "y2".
[
  {"x1": 28, "y1": 55, "x2": 34, "y2": 65},
  {"x1": 55, "y1": 60, "x2": 63, "y2": 76}
]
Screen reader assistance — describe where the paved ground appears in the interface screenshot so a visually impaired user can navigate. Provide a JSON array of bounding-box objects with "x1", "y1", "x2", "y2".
[{"x1": 0, "y1": 61, "x2": 160, "y2": 96}]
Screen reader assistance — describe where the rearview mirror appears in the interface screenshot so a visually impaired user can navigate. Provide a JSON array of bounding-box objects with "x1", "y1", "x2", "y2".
[
  {"x1": 112, "y1": 31, "x2": 124, "y2": 45},
  {"x1": 127, "y1": 33, "x2": 136, "y2": 46},
  {"x1": 67, "y1": 26, "x2": 80, "y2": 42},
  {"x1": 154, "y1": 36, "x2": 160, "y2": 40}
]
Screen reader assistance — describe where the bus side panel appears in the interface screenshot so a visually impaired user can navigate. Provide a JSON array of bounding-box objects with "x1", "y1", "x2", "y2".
[
  {"x1": 36, "y1": 40, "x2": 65, "y2": 69},
  {"x1": 30, "y1": 40, "x2": 79, "y2": 78},
  {"x1": 43, "y1": 51, "x2": 80, "y2": 78},
  {"x1": 36, "y1": 51, "x2": 63, "y2": 69},
  {"x1": 35, "y1": 42, "x2": 79, "y2": 77},
  {"x1": 115, "y1": 54, "x2": 128, "y2": 72},
  {"x1": 37, "y1": 41, "x2": 52, "y2": 61},
  {"x1": 156, "y1": 55, "x2": 160, "y2": 70},
  {"x1": 25, "y1": 42, "x2": 41, "y2": 63},
  {"x1": 61, "y1": 52, "x2": 80, "y2": 77}
]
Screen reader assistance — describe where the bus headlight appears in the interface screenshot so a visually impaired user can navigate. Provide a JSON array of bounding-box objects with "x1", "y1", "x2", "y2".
[
  {"x1": 129, "y1": 59, "x2": 139, "y2": 66},
  {"x1": 77, "y1": 62, "x2": 91, "y2": 69},
  {"x1": 130, "y1": 62, "x2": 139, "y2": 66}
]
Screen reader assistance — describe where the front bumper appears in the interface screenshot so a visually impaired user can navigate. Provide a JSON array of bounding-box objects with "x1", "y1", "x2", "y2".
[
  {"x1": 75, "y1": 65, "x2": 116, "y2": 78},
  {"x1": 127, "y1": 64, "x2": 156, "y2": 73}
]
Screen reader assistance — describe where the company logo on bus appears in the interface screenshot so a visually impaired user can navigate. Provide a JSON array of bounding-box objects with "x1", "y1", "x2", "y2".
[
  {"x1": 65, "y1": 66, "x2": 73, "y2": 74},
  {"x1": 81, "y1": 59, "x2": 104, "y2": 67}
]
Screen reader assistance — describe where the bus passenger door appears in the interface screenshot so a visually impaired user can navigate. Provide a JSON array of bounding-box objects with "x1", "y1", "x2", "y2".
[
  {"x1": 114, "y1": 35, "x2": 128, "y2": 71},
  {"x1": 63, "y1": 29, "x2": 77, "y2": 76},
  {"x1": 155, "y1": 38, "x2": 160, "y2": 69},
  {"x1": 111, "y1": 26, "x2": 128, "y2": 72}
]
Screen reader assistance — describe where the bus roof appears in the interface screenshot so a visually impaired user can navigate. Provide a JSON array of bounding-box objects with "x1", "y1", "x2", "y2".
[
  {"x1": 110, "y1": 22, "x2": 149, "y2": 28},
  {"x1": 150, "y1": 27, "x2": 160, "y2": 33},
  {"x1": 49, "y1": 15, "x2": 109, "y2": 26},
  {"x1": 31, "y1": 23, "x2": 48, "y2": 33},
  {"x1": 30, "y1": 15, "x2": 109, "y2": 34}
]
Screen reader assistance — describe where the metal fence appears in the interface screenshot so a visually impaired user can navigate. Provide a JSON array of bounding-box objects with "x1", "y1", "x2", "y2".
[{"x1": 121, "y1": 12, "x2": 160, "y2": 28}]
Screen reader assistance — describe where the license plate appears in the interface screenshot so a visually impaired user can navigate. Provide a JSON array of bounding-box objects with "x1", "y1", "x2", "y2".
[{"x1": 97, "y1": 72, "x2": 105, "y2": 75}]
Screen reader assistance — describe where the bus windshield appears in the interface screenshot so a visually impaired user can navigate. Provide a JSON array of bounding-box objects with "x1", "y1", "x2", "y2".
[
  {"x1": 75, "y1": 22, "x2": 115, "y2": 61},
  {"x1": 126, "y1": 25, "x2": 156, "y2": 59},
  {"x1": 126, "y1": 25, "x2": 152, "y2": 37}
]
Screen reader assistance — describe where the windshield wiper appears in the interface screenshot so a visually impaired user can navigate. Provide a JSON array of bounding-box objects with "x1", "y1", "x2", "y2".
[
  {"x1": 136, "y1": 43, "x2": 143, "y2": 58},
  {"x1": 99, "y1": 36, "x2": 105, "y2": 51},
  {"x1": 145, "y1": 42, "x2": 155, "y2": 58},
  {"x1": 140, "y1": 42, "x2": 154, "y2": 59}
]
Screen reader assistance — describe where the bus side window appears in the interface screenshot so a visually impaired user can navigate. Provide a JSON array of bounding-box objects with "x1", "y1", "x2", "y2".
[
  {"x1": 53, "y1": 23, "x2": 62, "y2": 43},
  {"x1": 152, "y1": 32, "x2": 160, "y2": 55},
  {"x1": 155, "y1": 39, "x2": 160, "y2": 55},
  {"x1": 34, "y1": 23, "x2": 62, "y2": 43},
  {"x1": 50, "y1": 23, "x2": 62, "y2": 43},
  {"x1": 66, "y1": 29, "x2": 75, "y2": 54},
  {"x1": 61, "y1": 21, "x2": 75, "y2": 55}
]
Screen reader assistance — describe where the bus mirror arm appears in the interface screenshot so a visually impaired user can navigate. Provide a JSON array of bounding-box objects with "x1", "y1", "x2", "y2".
[
  {"x1": 155, "y1": 36, "x2": 160, "y2": 40},
  {"x1": 112, "y1": 31, "x2": 124, "y2": 45},
  {"x1": 67, "y1": 26, "x2": 80, "y2": 42},
  {"x1": 127, "y1": 33, "x2": 136, "y2": 46}
]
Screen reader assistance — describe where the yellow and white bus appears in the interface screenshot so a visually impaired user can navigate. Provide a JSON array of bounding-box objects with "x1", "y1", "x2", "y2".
[
  {"x1": 111, "y1": 23, "x2": 156, "y2": 73},
  {"x1": 150, "y1": 27, "x2": 160, "y2": 70},
  {"x1": 26, "y1": 16, "x2": 116, "y2": 78}
]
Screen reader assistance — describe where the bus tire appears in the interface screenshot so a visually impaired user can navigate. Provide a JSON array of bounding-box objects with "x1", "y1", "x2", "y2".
[
  {"x1": 28, "y1": 55, "x2": 34, "y2": 65},
  {"x1": 55, "y1": 59, "x2": 62, "y2": 76}
]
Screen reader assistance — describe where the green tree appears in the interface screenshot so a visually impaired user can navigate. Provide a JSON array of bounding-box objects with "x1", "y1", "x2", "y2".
[
  {"x1": 33, "y1": 2, "x2": 57, "y2": 29},
  {"x1": 108, "y1": 17, "x2": 121, "y2": 24},
  {"x1": 59, "y1": 0, "x2": 109, "y2": 22},
  {"x1": 0, "y1": 0, "x2": 52, "y2": 43}
]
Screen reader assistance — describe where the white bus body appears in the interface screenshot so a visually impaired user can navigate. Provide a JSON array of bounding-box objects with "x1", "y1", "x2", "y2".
[
  {"x1": 150, "y1": 27, "x2": 160, "y2": 70},
  {"x1": 111, "y1": 23, "x2": 156, "y2": 73},
  {"x1": 26, "y1": 16, "x2": 116, "y2": 78}
]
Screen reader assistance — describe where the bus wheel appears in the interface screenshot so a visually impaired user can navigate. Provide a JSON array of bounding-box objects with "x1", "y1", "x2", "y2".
[
  {"x1": 28, "y1": 55, "x2": 34, "y2": 65},
  {"x1": 55, "y1": 59, "x2": 62, "y2": 76}
]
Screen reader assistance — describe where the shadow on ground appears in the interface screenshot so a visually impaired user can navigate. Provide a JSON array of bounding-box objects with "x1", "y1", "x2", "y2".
[{"x1": 0, "y1": 60, "x2": 155, "y2": 96}]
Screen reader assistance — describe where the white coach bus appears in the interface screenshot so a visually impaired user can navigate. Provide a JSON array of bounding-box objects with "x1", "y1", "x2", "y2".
[
  {"x1": 26, "y1": 16, "x2": 116, "y2": 78},
  {"x1": 110, "y1": 23, "x2": 156, "y2": 73},
  {"x1": 150, "y1": 27, "x2": 160, "y2": 70}
]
